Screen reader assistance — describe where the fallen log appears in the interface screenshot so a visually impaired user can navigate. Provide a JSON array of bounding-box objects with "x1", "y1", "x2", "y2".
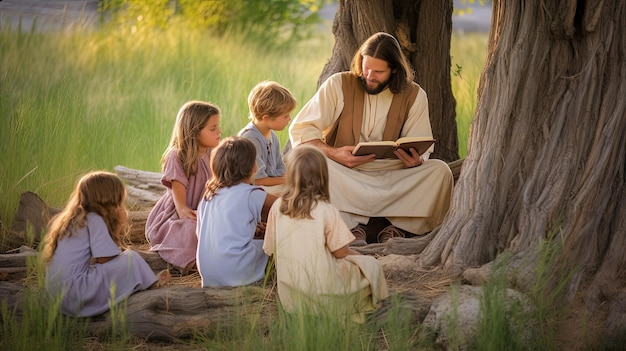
[
  {"x1": 127, "y1": 210, "x2": 149, "y2": 244},
  {"x1": 114, "y1": 165, "x2": 165, "y2": 210},
  {"x1": 447, "y1": 157, "x2": 464, "y2": 183},
  {"x1": 87, "y1": 285, "x2": 275, "y2": 341},
  {"x1": 0, "y1": 246, "x2": 39, "y2": 274},
  {"x1": 2, "y1": 192, "x2": 61, "y2": 253},
  {"x1": 0, "y1": 280, "x2": 430, "y2": 342}
]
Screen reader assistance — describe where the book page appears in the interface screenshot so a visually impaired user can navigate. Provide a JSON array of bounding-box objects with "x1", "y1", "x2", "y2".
[
  {"x1": 352, "y1": 138, "x2": 435, "y2": 158},
  {"x1": 396, "y1": 138, "x2": 435, "y2": 156},
  {"x1": 395, "y1": 136, "x2": 435, "y2": 144}
]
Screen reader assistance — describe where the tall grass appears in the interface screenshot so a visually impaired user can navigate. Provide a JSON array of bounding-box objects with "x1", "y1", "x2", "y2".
[
  {"x1": 192, "y1": 291, "x2": 421, "y2": 351},
  {"x1": 0, "y1": 24, "x2": 331, "y2": 233},
  {"x1": 0, "y1": 255, "x2": 89, "y2": 350},
  {"x1": 451, "y1": 32, "x2": 488, "y2": 157},
  {"x1": 0, "y1": 23, "x2": 485, "y2": 233}
]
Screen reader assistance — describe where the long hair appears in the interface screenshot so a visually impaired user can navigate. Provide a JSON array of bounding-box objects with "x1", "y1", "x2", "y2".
[
  {"x1": 279, "y1": 145, "x2": 330, "y2": 219},
  {"x1": 41, "y1": 171, "x2": 128, "y2": 263},
  {"x1": 349, "y1": 32, "x2": 414, "y2": 94},
  {"x1": 162, "y1": 101, "x2": 221, "y2": 178},
  {"x1": 204, "y1": 137, "x2": 257, "y2": 200},
  {"x1": 248, "y1": 80, "x2": 297, "y2": 121}
]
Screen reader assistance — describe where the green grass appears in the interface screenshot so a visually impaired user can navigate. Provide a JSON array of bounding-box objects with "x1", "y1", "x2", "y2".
[
  {"x1": 0, "y1": 24, "x2": 485, "y2": 234},
  {"x1": 0, "y1": 24, "x2": 330, "y2": 233},
  {"x1": 451, "y1": 32, "x2": 488, "y2": 157}
]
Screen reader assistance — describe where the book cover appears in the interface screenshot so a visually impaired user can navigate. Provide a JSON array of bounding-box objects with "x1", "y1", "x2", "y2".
[{"x1": 352, "y1": 137, "x2": 435, "y2": 159}]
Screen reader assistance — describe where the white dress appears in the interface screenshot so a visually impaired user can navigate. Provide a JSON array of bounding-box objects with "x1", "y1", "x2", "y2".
[
  {"x1": 263, "y1": 199, "x2": 389, "y2": 321},
  {"x1": 46, "y1": 212, "x2": 157, "y2": 317}
]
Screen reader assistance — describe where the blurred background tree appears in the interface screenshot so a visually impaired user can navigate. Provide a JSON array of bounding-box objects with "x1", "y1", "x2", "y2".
[{"x1": 99, "y1": 0, "x2": 330, "y2": 47}]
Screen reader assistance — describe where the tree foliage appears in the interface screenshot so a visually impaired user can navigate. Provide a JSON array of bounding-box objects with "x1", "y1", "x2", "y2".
[{"x1": 98, "y1": 0, "x2": 329, "y2": 47}]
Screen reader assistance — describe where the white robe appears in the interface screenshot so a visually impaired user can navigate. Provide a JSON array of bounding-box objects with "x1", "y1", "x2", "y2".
[{"x1": 289, "y1": 72, "x2": 453, "y2": 234}]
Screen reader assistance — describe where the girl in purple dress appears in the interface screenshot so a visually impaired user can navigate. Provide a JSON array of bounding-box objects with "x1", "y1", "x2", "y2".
[
  {"x1": 145, "y1": 101, "x2": 222, "y2": 273},
  {"x1": 42, "y1": 171, "x2": 170, "y2": 317}
]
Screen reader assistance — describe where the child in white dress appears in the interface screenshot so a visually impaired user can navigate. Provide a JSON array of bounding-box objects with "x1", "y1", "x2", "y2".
[
  {"x1": 263, "y1": 145, "x2": 388, "y2": 322},
  {"x1": 42, "y1": 171, "x2": 170, "y2": 317},
  {"x1": 196, "y1": 137, "x2": 276, "y2": 288},
  {"x1": 145, "y1": 101, "x2": 222, "y2": 273}
]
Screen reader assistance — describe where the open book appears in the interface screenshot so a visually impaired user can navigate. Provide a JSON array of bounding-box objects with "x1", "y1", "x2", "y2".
[{"x1": 352, "y1": 136, "x2": 435, "y2": 159}]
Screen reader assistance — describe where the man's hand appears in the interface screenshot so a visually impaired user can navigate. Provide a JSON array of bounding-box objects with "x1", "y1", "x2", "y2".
[
  {"x1": 394, "y1": 147, "x2": 424, "y2": 168},
  {"x1": 329, "y1": 146, "x2": 377, "y2": 168},
  {"x1": 304, "y1": 140, "x2": 376, "y2": 168}
]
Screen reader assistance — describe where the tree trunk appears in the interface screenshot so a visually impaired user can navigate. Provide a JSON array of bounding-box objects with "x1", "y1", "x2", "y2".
[
  {"x1": 322, "y1": 0, "x2": 459, "y2": 162},
  {"x1": 420, "y1": 0, "x2": 626, "y2": 312}
]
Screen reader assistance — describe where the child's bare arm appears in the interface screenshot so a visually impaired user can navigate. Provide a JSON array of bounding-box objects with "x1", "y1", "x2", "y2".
[
  {"x1": 171, "y1": 180, "x2": 196, "y2": 220},
  {"x1": 92, "y1": 256, "x2": 117, "y2": 264},
  {"x1": 261, "y1": 193, "x2": 278, "y2": 221},
  {"x1": 331, "y1": 245, "x2": 361, "y2": 259},
  {"x1": 255, "y1": 176, "x2": 286, "y2": 186}
]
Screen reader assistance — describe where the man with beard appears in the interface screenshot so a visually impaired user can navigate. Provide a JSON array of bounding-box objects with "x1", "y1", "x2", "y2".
[{"x1": 288, "y1": 32, "x2": 453, "y2": 246}]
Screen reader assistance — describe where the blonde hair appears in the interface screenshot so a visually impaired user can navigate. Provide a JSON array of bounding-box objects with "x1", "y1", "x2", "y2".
[
  {"x1": 279, "y1": 145, "x2": 330, "y2": 219},
  {"x1": 204, "y1": 137, "x2": 257, "y2": 200},
  {"x1": 41, "y1": 171, "x2": 128, "y2": 263},
  {"x1": 163, "y1": 101, "x2": 220, "y2": 178},
  {"x1": 248, "y1": 81, "x2": 296, "y2": 121}
]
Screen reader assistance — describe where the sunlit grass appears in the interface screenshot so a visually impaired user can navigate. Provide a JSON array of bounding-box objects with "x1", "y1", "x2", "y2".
[
  {"x1": 0, "y1": 23, "x2": 485, "y2": 241},
  {"x1": 0, "y1": 24, "x2": 331, "y2": 234},
  {"x1": 451, "y1": 32, "x2": 488, "y2": 157}
]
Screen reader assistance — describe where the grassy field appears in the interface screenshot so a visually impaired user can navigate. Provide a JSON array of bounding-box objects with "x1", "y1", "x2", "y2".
[{"x1": 0, "y1": 23, "x2": 486, "y2": 239}]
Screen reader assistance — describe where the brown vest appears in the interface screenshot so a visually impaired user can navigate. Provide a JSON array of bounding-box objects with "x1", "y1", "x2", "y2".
[{"x1": 324, "y1": 72, "x2": 420, "y2": 147}]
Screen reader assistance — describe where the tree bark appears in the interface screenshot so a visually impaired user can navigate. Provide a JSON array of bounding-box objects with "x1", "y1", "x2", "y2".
[
  {"x1": 321, "y1": 0, "x2": 459, "y2": 162},
  {"x1": 420, "y1": 0, "x2": 626, "y2": 312}
]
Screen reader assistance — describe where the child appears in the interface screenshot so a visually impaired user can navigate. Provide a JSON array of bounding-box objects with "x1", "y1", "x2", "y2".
[
  {"x1": 237, "y1": 80, "x2": 296, "y2": 196},
  {"x1": 42, "y1": 171, "x2": 170, "y2": 318},
  {"x1": 145, "y1": 101, "x2": 221, "y2": 273},
  {"x1": 196, "y1": 136, "x2": 276, "y2": 288},
  {"x1": 263, "y1": 145, "x2": 389, "y2": 322}
]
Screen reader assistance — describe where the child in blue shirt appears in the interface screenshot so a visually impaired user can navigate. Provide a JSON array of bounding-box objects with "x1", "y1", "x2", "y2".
[
  {"x1": 196, "y1": 137, "x2": 276, "y2": 287},
  {"x1": 238, "y1": 80, "x2": 296, "y2": 196}
]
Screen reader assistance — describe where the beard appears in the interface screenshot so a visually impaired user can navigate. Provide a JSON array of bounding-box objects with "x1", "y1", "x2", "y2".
[{"x1": 359, "y1": 76, "x2": 389, "y2": 95}]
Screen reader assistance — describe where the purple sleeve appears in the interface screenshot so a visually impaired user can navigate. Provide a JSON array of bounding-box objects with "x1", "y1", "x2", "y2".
[
  {"x1": 161, "y1": 150, "x2": 189, "y2": 189},
  {"x1": 87, "y1": 213, "x2": 121, "y2": 258}
]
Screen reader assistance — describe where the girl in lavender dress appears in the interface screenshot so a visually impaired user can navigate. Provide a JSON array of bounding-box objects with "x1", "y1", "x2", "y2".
[
  {"x1": 42, "y1": 171, "x2": 170, "y2": 318},
  {"x1": 145, "y1": 101, "x2": 222, "y2": 273},
  {"x1": 196, "y1": 137, "x2": 277, "y2": 288}
]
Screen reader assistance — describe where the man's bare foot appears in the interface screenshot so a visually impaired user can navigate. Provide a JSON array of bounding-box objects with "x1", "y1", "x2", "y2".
[{"x1": 149, "y1": 269, "x2": 172, "y2": 289}]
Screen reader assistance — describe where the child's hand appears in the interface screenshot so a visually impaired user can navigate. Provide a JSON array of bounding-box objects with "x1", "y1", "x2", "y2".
[
  {"x1": 91, "y1": 256, "x2": 117, "y2": 265},
  {"x1": 177, "y1": 207, "x2": 197, "y2": 220}
]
